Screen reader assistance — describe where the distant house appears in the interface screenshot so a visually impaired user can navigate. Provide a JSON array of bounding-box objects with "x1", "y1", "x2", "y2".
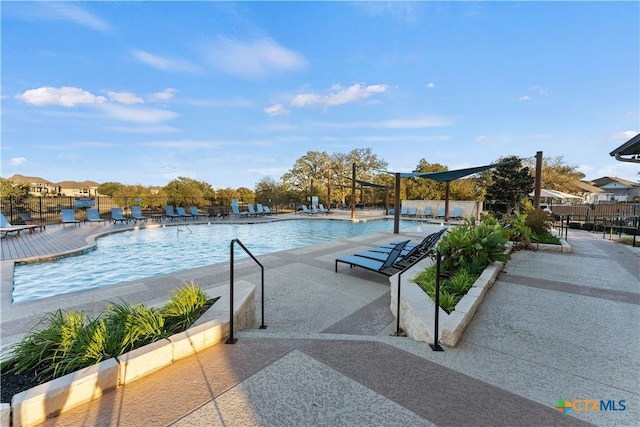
[
  {"x1": 57, "y1": 180, "x2": 101, "y2": 197},
  {"x1": 582, "y1": 177, "x2": 640, "y2": 203},
  {"x1": 9, "y1": 174, "x2": 61, "y2": 196}
]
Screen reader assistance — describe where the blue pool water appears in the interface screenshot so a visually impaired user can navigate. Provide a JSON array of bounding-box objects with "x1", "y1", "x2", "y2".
[{"x1": 13, "y1": 219, "x2": 443, "y2": 302}]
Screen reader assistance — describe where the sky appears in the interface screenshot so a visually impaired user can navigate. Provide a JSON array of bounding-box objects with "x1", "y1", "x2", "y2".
[{"x1": 1, "y1": 1, "x2": 639, "y2": 190}]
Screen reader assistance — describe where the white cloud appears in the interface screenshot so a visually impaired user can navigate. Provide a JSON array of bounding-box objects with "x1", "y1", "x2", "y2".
[
  {"x1": 309, "y1": 116, "x2": 453, "y2": 129},
  {"x1": 100, "y1": 104, "x2": 178, "y2": 124},
  {"x1": 290, "y1": 83, "x2": 388, "y2": 108},
  {"x1": 107, "y1": 91, "x2": 143, "y2": 105},
  {"x1": 10, "y1": 157, "x2": 27, "y2": 165},
  {"x1": 610, "y1": 130, "x2": 639, "y2": 141},
  {"x1": 132, "y1": 50, "x2": 199, "y2": 73},
  {"x1": 519, "y1": 95, "x2": 531, "y2": 101},
  {"x1": 427, "y1": 82, "x2": 435, "y2": 88},
  {"x1": 17, "y1": 86, "x2": 107, "y2": 107},
  {"x1": 148, "y1": 88, "x2": 178, "y2": 103},
  {"x1": 532, "y1": 85, "x2": 548, "y2": 95},
  {"x1": 264, "y1": 104, "x2": 290, "y2": 116},
  {"x1": 202, "y1": 36, "x2": 307, "y2": 79},
  {"x1": 43, "y1": 3, "x2": 111, "y2": 32}
]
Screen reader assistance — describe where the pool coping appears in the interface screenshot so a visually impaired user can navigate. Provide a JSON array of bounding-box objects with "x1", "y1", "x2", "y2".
[{"x1": 5, "y1": 280, "x2": 256, "y2": 427}]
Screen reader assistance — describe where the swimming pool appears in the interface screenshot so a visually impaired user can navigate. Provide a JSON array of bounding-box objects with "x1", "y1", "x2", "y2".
[{"x1": 13, "y1": 219, "x2": 444, "y2": 302}]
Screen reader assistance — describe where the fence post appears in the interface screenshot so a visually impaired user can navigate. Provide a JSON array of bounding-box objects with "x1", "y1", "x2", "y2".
[{"x1": 430, "y1": 250, "x2": 444, "y2": 352}]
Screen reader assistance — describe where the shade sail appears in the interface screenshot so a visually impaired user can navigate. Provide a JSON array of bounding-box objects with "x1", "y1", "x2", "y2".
[
  {"x1": 529, "y1": 189, "x2": 581, "y2": 199},
  {"x1": 380, "y1": 160, "x2": 518, "y2": 182}
]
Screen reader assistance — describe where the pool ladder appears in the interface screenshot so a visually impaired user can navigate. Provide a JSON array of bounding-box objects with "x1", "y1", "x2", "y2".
[{"x1": 227, "y1": 238, "x2": 266, "y2": 344}]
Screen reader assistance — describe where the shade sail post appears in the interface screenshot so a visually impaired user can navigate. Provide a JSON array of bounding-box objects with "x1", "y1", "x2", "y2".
[
  {"x1": 351, "y1": 163, "x2": 356, "y2": 220},
  {"x1": 394, "y1": 172, "x2": 400, "y2": 234},
  {"x1": 444, "y1": 182, "x2": 450, "y2": 221}
]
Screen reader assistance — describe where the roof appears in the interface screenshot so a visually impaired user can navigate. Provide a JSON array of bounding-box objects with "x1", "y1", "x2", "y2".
[
  {"x1": 589, "y1": 176, "x2": 639, "y2": 188},
  {"x1": 9, "y1": 174, "x2": 55, "y2": 185},
  {"x1": 610, "y1": 133, "x2": 640, "y2": 162},
  {"x1": 57, "y1": 180, "x2": 101, "y2": 188},
  {"x1": 575, "y1": 180, "x2": 605, "y2": 193}
]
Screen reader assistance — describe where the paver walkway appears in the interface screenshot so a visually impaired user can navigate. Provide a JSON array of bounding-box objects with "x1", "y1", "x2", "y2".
[{"x1": 2, "y1": 223, "x2": 638, "y2": 426}]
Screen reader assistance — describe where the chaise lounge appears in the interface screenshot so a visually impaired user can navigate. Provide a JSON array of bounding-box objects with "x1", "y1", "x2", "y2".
[
  {"x1": 61, "y1": 209, "x2": 81, "y2": 227},
  {"x1": 335, "y1": 240, "x2": 409, "y2": 276},
  {"x1": 1, "y1": 212, "x2": 42, "y2": 238}
]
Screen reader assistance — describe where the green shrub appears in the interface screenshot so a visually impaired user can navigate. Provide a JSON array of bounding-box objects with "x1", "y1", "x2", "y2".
[
  {"x1": 445, "y1": 267, "x2": 477, "y2": 296},
  {"x1": 1, "y1": 283, "x2": 210, "y2": 384},
  {"x1": 162, "y1": 281, "x2": 208, "y2": 334},
  {"x1": 525, "y1": 208, "x2": 551, "y2": 235}
]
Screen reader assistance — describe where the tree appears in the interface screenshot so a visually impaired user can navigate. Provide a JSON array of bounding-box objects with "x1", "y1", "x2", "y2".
[
  {"x1": 236, "y1": 187, "x2": 255, "y2": 204},
  {"x1": 0, "y1": 178, "x2": 30, "y2": 200},
  {"x1": 405, "y1": 159, "x2": 448, "y2": 200},
  {"x1": 255, "y1": 177, "x2": 282, "y2": 206},
  {"x1": 216, "y1": 187, "x2": 238, "y2": 207},
  {"x1": 484, "y1": 156, "x2": 534, "y2": 214},
  {"x1": 164, "y1": 177, "x2": 215, "y2": 206},
  {"x1": 97, "y1": 182, "x2": 124, "y2": 197},
  {"x1": 524, "y1": 155, "x2": 585, "y2": 193}
]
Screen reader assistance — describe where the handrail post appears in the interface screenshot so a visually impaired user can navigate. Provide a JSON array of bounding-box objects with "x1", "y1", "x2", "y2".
[
  {"x1": 227, "y1": 238, "x2": 266, "y2": 344},
  {"x1": 227, "y1": 239, "x2": 237, "y2": 344},
  {"x1": 429, "y1": 249, "x2": 444, "y2": 352}
]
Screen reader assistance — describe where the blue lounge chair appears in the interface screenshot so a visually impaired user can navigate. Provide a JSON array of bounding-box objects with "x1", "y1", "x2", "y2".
[
  {"x1": 61, "y1": 209, "x2": 81, "y2": 227},
  {"x1": 357, "y1": 229, "x2": 447, "y2": 261},
  {"x1": 263, "y1": 206, "x2": 273, "y2": 215},
  {"x1": 190, "y1": 206, "x2": 207, "y2": 219},
  {"x1": 311, "y1": 205, "x2": 320, "y2": 214},
  {"x1": 176, "y1": 207, "x2": 193, "y2": 219},
  {"x1": 400, "y1": 207, "x2": 408, "y2": 216},
  {"x1": 422, "y1": 207, "x2": 432, "y2": 218},
  {"x1": 335, "y1": 240, "x2": 409, "y2": 276},
  {"x1": 1, "y1": 212, "x2": 41, "y2": 237},
  {"x1": 300, "y1": 205, "x2": 315, "y2": 215},
  {"x1": 165, "y1": 205, "x2": 181, "y2": 221},
  {"x1": 389, "y1": 208, "x2": 395, "y2": 215},
  {"x1": 111, "y1": 208, "x2": 129, "y2": 224},
  {"x1": 231, "y1": 199, "x2": 248, "y2": 217},
  {"x1": 247, "y1": 204, "x2": 258, "y2": 216},
  {"x1": 436, "y1": 207, "x2": 446, "y2": 218},
  {"x1": 256, "y1": 204, "x2": 265, "y2": 215},
  {"x1": 130, "y1": 206, "x2": 147, "y2": 222},
  {"x1": 85, "y1": 208, "x2": 106, "y2": 225},
  {"x1": 451, "y1": 207, "x2": 462, "y2": 219},
  {"x1": 408, "y1": 207, "x2": 418, "y2": 217},
  {"x1": 318, "y1": 204, "x2": 331, "y2": 214}
]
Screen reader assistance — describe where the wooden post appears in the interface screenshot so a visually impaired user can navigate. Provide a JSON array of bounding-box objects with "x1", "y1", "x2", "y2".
[{"x1": 534, "y1": 151, "x2": 543, "y2": 209}]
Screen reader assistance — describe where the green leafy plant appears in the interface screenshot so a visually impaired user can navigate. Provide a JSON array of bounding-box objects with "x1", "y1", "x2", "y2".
[
  {"x1": 162, "y1": 281, "x2": 209, "y2": 334},
  {"x1": 1, "y1": 283, "x2": 211, "y2": 385}
]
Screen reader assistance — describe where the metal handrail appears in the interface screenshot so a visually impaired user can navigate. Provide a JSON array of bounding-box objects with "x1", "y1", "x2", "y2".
[{"x1": 227, "y1": 238, "x2": 266, "y2": 344}]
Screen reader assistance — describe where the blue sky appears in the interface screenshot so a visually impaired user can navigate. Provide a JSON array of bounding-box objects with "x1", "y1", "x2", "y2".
[{"x1": 2, "y1": 1, "x2": 638, "y2": 190}]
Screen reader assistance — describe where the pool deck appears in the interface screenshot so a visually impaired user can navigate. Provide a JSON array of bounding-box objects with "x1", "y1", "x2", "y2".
[{"x1": 1, "y1": 213, "x2": 639, "y2": 426}]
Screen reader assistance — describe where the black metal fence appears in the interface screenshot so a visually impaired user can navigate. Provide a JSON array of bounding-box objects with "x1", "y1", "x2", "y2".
[{"x1": 0, "y1": 196, "x2": 275, "y2": 225}]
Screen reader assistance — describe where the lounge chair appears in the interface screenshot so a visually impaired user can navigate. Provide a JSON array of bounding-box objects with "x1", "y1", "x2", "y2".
[
  {"x1": 61, "y1": 209, "x2": 81, "y2": 227},
  {"x1": 190, "y1": 206, "x2": 207, "y2": 219},
  {"x1": 300, "y1": 205, "x2": 316, "y2": 215},
  {"x1": 422, "y1": 207, "x2": 432, "y2": 218},
  {"x1": 85, "y1": 208, "x2": 107, "y2": 225},
  {"x1": 318, "y1": 204, "x2": 331, "y2": 214},
  {"x1": 389, "y1": 208, "x2": 395, "y2": 215},
  {"x1": 436, "y1": 207, "x2": 446, "y2": 218},
  {"x1": 247, "y1": 204, "x2": 258, "y2": 217},
  {"x1": 263, "y1": 206, "x2": 273, "y2": 215},
  {"x1": 408, "y1": 207, "x2": 418, "y2": 217},
  {"x1": 130, "y1": 206, "x2": 147, "y2": 222},
  {"x1": 256, "y1": 204, "x2": 265, "y2": 216},
  {"x1": 356, "y1": 229, "x2": 447, "y2": 261},
  {"x1": 165, "y1": 205, "x2": 181, "y2": 221},
  {"x1": 400, "y1": 207, "x2": 408, "y2": 216},
  {"x1": 176, "y1": 207, "x2": 193, "y2": 219},
  {"x1": 311, "y1": 205, "x2": 320, "y2": 214},
  {"x1": 231, "y1": 199, "x2": 248, "y2": 217},
  {"x1": 111, "y1": 208, "x2": 129, "y2": 224},
  {"x1": 451, "y1": 207, "x2": 462, "y2": 219},
  {"x1": 19, "y1": 212, "x2": 46, "y2": 230},
  {"x1": 335, "y1": 240, "x2": 409, "y2": 276},
  {"x1": 1, "y1": 212, "x2": 41, "y2": 237}
]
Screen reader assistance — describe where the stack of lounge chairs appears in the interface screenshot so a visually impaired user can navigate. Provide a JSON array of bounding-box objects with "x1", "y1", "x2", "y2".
[
  {"x1": 335, "y1": 228, "x2": 447, "y2": 277},
  {"x1": 1, "y1": 212, "x2": 44, "y2": 238}
]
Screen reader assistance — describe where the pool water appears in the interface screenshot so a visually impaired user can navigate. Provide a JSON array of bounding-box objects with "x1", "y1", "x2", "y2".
[{"x1": 13, "y1": 219, "x2": 444, "y2": 302}]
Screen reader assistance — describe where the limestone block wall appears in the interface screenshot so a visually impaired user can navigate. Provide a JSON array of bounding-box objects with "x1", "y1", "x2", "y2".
[{"x1": 400, "y1": 200, "x2": 483, "y2": 220}]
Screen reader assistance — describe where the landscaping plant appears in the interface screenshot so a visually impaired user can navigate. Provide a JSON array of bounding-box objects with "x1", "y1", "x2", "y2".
[
  {"x1": 413, "y1": 219, "x2": 510, "y2": 313},
  {"x1": 1, "y1": 283, "x2": 211, "y2": 393}
]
